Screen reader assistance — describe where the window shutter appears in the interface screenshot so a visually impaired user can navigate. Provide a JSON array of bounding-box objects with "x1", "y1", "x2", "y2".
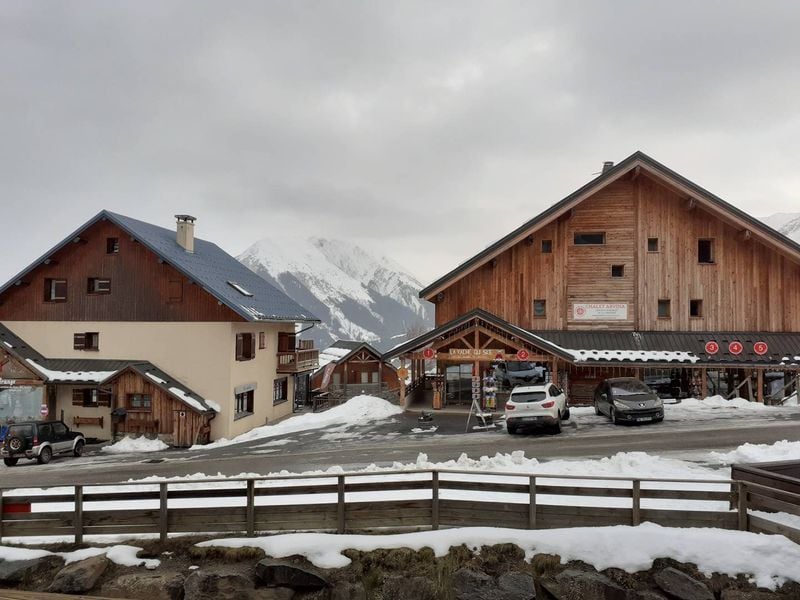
[
  {"x1": 250, "y1": 334, "x2": 256, "y2": 359},
  {"x1": 97, "y1": 390, "x2": 111, "y2": 407},
  {"x1": 72, "y1": 389, "x2": 84, "y2": 406},
  {"x1": 235, "y1": 334, "x2": 243, "y2": 360},
  {"x1": 73, "y1": 333, "x2": 86, "y2": 350}
]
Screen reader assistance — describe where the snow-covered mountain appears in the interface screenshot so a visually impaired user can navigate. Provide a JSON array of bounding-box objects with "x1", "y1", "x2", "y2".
[
  {"x1": 760, "y1": 212, "x2": 800, "y2": 243},
  {"x1": 238, "y1": 237, "x2": 433, "y2": 351}
]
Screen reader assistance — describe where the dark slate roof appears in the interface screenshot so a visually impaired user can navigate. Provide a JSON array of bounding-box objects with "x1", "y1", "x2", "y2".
[
  {"x1": 330, "y1": 340, "x2": 371, "y2": 351},
  {"x1": 419, "y1": 151, "x2": 800, "y2": 298},
  {"x1": 0, "y1": 210, "x2": 319, "y2": 323},
  {"x1": 101, "y1": 362, "x2": 217, "y2": 413},
  {"x1": 532, "y1": 330, "x2": 800, "y2": 367}
]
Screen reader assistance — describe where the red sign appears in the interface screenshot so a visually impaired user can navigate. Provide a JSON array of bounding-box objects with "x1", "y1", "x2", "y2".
[
  {"x1": 728, "y1": 341, "x2": 744, "y2": 356},
  {"x1": 704, "y1": 341, "x2": 719, "y2": 355},
  {"x1": 422, "y1": 348, "x2": 435, "y2": 360},
  {"x1": 40, "y1": 404, "x2": 49, "y2": 417},
  {"x1": 516, "y1": 349, "x2": 530, "y2": 361},
  {"x1": 753, "y1": 341, "x2": 769, "y2": 356}
]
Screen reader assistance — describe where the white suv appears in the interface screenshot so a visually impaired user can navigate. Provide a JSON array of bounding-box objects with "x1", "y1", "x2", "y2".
[{"x1": 505, "y1": 383, "x2": 569, "y2": 434}]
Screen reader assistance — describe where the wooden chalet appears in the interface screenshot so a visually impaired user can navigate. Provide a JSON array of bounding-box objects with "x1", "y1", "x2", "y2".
[
  {"x1": 311, "y1": 341, "x2": 399, "y2": 402},
  {"x1": 386, "y1": 152, "x2": 800, "y2": 407}
]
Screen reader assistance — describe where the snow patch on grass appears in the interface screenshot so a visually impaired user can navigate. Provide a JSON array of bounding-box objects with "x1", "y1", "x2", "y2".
[
  {"x1": 708, "y1": 440, "x2": 800, "y2": 464},
  {"x1": 0, "y1": 544, "x2": 159, "y2": 569},
  {"x1": 101, "y1": 436, "x2": 169, "y2": 454}
]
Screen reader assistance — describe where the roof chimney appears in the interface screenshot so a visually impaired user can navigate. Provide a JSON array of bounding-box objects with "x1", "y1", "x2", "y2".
[
  {"x1": 602, "y1": 161, "x2": 614, "y2": 173},
  {"x1": 175, "y1": 214, "x2": 196, "y2": 253}
]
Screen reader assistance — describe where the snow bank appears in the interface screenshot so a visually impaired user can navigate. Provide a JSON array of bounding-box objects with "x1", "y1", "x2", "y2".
[
  {"x1": 708, "y1": 440, "x2": 800, "y2": 465},
  {"x1": 193, "y1": 395, "x2": 403, "y2": 450},
  {"x1": 674, "y1": 395, "x2": 781, "y2": 412},
  {"x1": 0, "y1": 544, "x2": 159, "y2": 570},
  {"x1": 197, "y1": 522, "x2": 800, "y2": 589},
  {"x1": 101, "y1": 436, "x2": 169, "y2": 454}
]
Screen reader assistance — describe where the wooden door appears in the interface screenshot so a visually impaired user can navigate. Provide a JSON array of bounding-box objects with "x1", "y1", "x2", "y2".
[{"x1": 173, "y1": 410, "x2": 188, "y2": 447}]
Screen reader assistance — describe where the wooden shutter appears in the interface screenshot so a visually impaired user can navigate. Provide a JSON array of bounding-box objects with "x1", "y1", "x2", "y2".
[
  {"x1": 97, "y1": 390, "x2": 112, "y2": 407},
  {"x1": 249, "y1": 334, "x2": 256, "y2": 359},
  {"x1": 72, "y1": 389, "x2": 84, "y2": 406},
  {"x1": 73, "y1": 333, "x2": 86, "y2": 350},
  {"x1": 235, "y1": 334, "x2": 244, "y2": 360}
]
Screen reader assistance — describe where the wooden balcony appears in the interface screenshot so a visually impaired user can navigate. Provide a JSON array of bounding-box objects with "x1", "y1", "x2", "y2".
[{"x1": 277, "y1": 347, "x2": 319, "y2": 373}]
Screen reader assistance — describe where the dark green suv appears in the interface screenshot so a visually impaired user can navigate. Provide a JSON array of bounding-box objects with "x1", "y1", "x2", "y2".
[{"x1": 1, "y1": 421, "x2": 86, "y2": 466}]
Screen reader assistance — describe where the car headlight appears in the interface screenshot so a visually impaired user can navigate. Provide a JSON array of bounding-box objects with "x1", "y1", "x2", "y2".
[{"x1": 613, "y1": 400, "x2": 628, "y2": 410}]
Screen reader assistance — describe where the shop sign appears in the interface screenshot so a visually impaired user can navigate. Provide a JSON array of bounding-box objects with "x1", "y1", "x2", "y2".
[
  {"x1": 422, "y1": 348, "x2": 435, "y2": 360},
  {"x1": 516, "y1": 349, "x2": 530, "y2": 361},
  {"x1": 0, "y1": 378, "x2": 15, "y2": 386},
  {"x1": 40, "y1": 404, "x2": 49, "y2": 417},
  {"x1": 396, "y1": 367, "x2": 408, "y2": 380},
  {"x1": 704, "y1": 341, "x2": 719, "y2": 355},
  {"x1": 573, "y1": 303, "x2": 628, "y2": 321},
  {"x1": 753, "y1": 341, "x2": 769, "y2": 356},
  {"x1": 448, "y1": 348, "x2": 503, "y2": 360},
  {"x1": 728, "y1": 341, "x2": 744, "y2": 356}
]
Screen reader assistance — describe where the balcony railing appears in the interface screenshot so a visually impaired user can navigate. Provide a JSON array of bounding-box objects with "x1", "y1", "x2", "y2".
[{"x1": 277, "y1": 347, "x2": 319, "y2": 373}]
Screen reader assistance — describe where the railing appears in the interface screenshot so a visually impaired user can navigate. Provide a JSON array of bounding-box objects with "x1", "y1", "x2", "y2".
[
  {"x1": 277, "y1": 348, "x2": 319, "y2": 373},
  {"x1": 0, "y1": 468, "x2": 768, "y2": 543}
]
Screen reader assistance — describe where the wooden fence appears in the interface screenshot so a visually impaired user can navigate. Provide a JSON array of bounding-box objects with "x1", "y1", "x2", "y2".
[{"x1": 0, "y1": 469, "x2": 797, "y2": 544}]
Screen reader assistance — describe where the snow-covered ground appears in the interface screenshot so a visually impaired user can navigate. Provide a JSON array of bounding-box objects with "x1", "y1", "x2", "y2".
[
  {"x1": 197, "y1": 522, "x2": 800, "y2": 590},
  {"x1": 101, "y1": 436, "x2": 169, "y2": 454},
  {"x1": 0, "y1": 543, "x2": 159, "y2": 569},
  {"x1": 192, "y1": 395, "x2": 403, "y2": 450}
]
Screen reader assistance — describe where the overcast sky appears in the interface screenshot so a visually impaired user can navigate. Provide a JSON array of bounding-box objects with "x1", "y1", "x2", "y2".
[{"x1": 2, "y1": 2, "x2": 800, "y2": 285}]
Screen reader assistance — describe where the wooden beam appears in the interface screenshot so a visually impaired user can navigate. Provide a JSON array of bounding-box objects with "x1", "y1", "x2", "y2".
[
  {"x1": 756, "y1": 369, "x2": 764, "y2": 404},
  {"x1": 631, "y1": 165, "x2": 641, "y2": 180}
]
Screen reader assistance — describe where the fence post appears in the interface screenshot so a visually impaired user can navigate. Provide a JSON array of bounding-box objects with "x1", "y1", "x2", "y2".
[
  {"x1": 632, "y1": 480, "x2": 641, "y2": 526},
  {"x1": 431, "y1": 471, "x2": 439, "y2": 531},
  {"x1": 0, "y1": 488, "x2": 4, "y2": 542},
  {"x1": 528, "y1": 476, "x2": 537, "y2": 529},
  {"x1": 737, "y1": 482, "x2": 748, "y2": 531},
  {"x1": 337, "y1": 475, "x2": 345, "y2": 534},
  {"x1": 246, "y1": 479, "x2": 255, "y2": 537},
  {"x1": 159, "y1": 483, "x2": 168, "y2": 543},
  {"x1": 74, "y1": 486, "x2": 83, "y2": 544}
]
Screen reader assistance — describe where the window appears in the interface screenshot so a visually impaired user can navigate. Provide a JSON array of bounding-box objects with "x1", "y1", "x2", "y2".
[
  {"x1": 236, "y1": 333, "x2": 255, "y2": 361},
  {"x1": 361, "y1": 371, "x2": 369, "y2": 384},
  {"x1": 574, "y1": 232, "x2": 605, "y2": 245},
  {"x1": 168, "y1": 279, "x2": 183, "y2": 303},
  {"x1": 235, "y1": 389, "x2": 254, "y2": 416},
  {"x1": 72, "y1": 388, "x2": 112, "y2": 407},
  {"x1": 657, "y1": 299, "x2": 671, "y2": 319},
  {"x1": 647, "y1": 238, "x2": 659, "y2": 252},
  {"x1": 127, "y1": 393, "x2": 152, "y2": 411},
  {"x1": 52, "y1": 422, "x2": 67, "y2": 437},
  {"x1": 258, "y1": 332, "x2": 266, "y2": 350},
  {"x1": 533, "y1": 299, "x2": 546, "y2": 318},
  {"x1": 611, "y1": 265, "x2": 624, "y2": 278},
  {"x1": 74, "y1": 332, "x2": 99, "y2": 351},
  {"x1": 371, "y1": 371, "x2": 380, "y2": 384},
  {"x1": 87, "y1": 278, "x2": 111, "y2": 294},
  {"x1": 690, "y1": 299, "x2": 703, "y2": 318},
  {"x1": 106, "y1": 237, "x2": 119, "y2": 254},
  {"x1": 44, "y1": 278, "x2": 67, "y2": 302},
  {"x1": 541, "y1": 239, "x2": 553, "y2": 254},
  {"x1": 698, "y1": 239, "x2": 715, "y2": 264},
  {"x1": 273, "y1": 377, "x2": 288, "y2": 405}
]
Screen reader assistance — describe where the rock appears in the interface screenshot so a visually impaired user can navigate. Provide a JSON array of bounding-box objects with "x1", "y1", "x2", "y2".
[
  {"x1": 256, "y1": 558, "x2": 329, "y2": 591},
  {"x1": 101, "y1": 571, "x2": 185, "y2": 600},
  {"x1": 0, "y1": 556, "x2": 62, "y2": 586},
  {"x1": 653, "y1": 568, "x2": 714, "y2": 600},
  {"x1": 498, "y1": 571, "x2": 535, "y2": 598},
  {"x1": 543, "y1": 569, "x2": 629, "y2": 600},
  {"x1": 720, "y1": 591, "x2": 780, "y2": 600},
  {"x1": 634, "y1": 592, "x2": 669, "y2": 600},
  {"x1": 331, "y1": 581, "x2": 367, "y2": 600},
  {"x1": 47, "y1": 554, "x2": 109, "y2": 594},
  {"x1": 184, "y1": 569, "x2": 294, "y2": 600},
  {"x1": 384, "y1": 575, "x2": 438, "y2": 600}
]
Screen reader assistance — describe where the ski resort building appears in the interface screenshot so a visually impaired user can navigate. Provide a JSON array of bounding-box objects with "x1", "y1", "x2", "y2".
[
  {"x1": 386, "y1": 152, "x2": 800, "y2": 407},
  {"x1": 311, "y1": 340, "x2": 399, "y2": 402},
  {"x1": 0, "y1": 211, "x2": 320, "y2": 445}
]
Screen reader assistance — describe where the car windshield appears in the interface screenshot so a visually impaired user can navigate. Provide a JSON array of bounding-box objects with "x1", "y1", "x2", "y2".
[
  {"x1": 507, "y1": 361, "x2": 534, "y2": 372},
  {"x1": 611, "y1": 380, "x2": 652, "y2": 396},
  {"x1": 510, "y1": 391, "x2": 546, "y2": 402},
  {"x1": 8, "y1": 425, "x2": 34, "y2": 438}
]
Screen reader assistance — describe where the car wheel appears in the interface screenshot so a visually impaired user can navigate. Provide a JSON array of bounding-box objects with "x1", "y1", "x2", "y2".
[
  {"x1": 37, "y1": 445, "x2": 52, "y2": 465},
  {"x1": 551, "y1": 415, "x2": 562, "y2": 434},
  {"x1": 507, "y1": 424, "x2": 518, "y2": 435},
  {"x1": 594, "y1": 401, "x2": 602, "y2": 416},
  {"x1": 7, "y1": 436, "x2": 24, "y2": 453},
  {"x1": 3, "y1": 458, "x2": 18, "y2": 467},
  {"x1": 563, "y1": 408, "x2": 570, "y2": 420},
  {"x1": 610, "y1": 407, "x2": 619, "y2": 425},
  {"x1": 73, "y1": 440, "x2": 85, "y2": 457}
]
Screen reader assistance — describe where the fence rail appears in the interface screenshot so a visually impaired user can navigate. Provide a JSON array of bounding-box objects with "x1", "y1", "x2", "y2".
[{"x1": 0, "y1": 468, "x2": 797, "y2": 543}]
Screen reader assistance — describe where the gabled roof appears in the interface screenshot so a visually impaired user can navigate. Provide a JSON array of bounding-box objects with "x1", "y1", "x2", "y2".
[
  {"x1": 0, "y1": 210, "x2": 319, "y2": 323},
  {"x1": 420, "y1": 151, "x2": 800, "y2": 299},
  {"x1": 315, "y1": 340, "x2": 389, "y2": 373}
]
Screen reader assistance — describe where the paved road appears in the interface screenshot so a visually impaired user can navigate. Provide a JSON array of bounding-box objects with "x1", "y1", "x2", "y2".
[{"x1": 2, "y1": 405, "x2": 799, "y2": 488}]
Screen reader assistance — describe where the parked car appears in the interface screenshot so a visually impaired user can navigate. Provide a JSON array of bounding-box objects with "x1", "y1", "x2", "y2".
[
  {"x1": 505, "y1": 383, "x2": 569, "y2": 434},
  {"x1": 494, "y1": 361, "x2": 546, "y2": 388},
  {"x1": 594, "y1": 378, "x2": 664, "y2": 424},
  {"x1": 0, "y1": 420, "x2": 85, "y2": 466}
]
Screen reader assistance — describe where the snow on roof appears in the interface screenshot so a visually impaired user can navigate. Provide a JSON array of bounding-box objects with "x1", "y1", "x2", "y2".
[
  {"x1": 26, "y1": 359, "x2": 118, "y2": 383},
  {"x1": 3, "y1": 341, "x2": 13, "y2": 349},
  {"x1": 168, "y1": 386, "x2": 214, "y2": 413},
  {"x1": 565, "y1": 349, "x2": 699, "y2": 364},
  {"x1": 226, "y1": 281, "x2": 253, "y2": 297},
  {"x1": 318, "y1": 346, "x2": 353, "y2": 369}
]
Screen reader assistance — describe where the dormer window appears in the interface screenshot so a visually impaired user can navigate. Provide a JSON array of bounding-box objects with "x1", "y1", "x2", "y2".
[{"x1": 227, "y1": 281, "x2": 253, "y2": 297}]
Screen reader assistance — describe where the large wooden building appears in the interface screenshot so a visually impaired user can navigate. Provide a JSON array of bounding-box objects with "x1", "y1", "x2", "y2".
[
  {"x1": 387, "y1": 152, "x2": 800, "y2": 406},
  {"x1": 0, "y1": 211, "x2": 320, "y2": 445},
  {"x1": 311, "y1": 341, "x2": 399, "y2": 401}
]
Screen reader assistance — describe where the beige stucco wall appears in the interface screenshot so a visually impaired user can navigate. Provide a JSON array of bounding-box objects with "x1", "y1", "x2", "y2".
[
  {"x1": 3, "y1": 321, "x2": 297, "y2": 441},
  {"x1": 56, "y1": 385, "x2": 110, "y2": 439}
]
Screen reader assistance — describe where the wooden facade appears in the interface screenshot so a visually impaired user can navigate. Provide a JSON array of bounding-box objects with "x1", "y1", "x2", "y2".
[
  {"x1": 312, "y1": 345, "x2": 398, "y2": 397},
  {"x1": 0, "y1": 219, "x2": 242, "y2": 322},
  {"x1": 431, "y1": 174, "x2": 800, "y2": 333}
]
